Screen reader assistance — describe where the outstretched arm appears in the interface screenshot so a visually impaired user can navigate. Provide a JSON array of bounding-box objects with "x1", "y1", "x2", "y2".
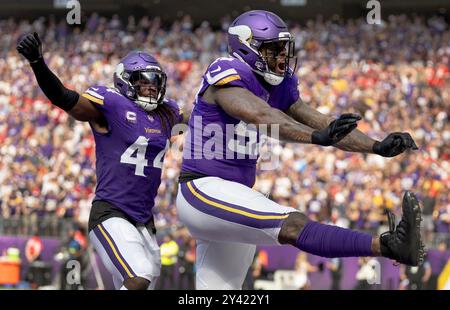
[
  {"x1": 287, "y1": 98, "x2": 418, "y2": 156},
  {"x1": 205, "y1": 85, "x2": 360, "y2": 146},
  {"x1": 214, "y1": 86, "x2": 314, "y2": 143},
  {"x1": 287, "y1": 98, "x2": 376, "y2": 152},
  {"x1": 17, "y1": 32, "x2": 102, "y2": 122}
]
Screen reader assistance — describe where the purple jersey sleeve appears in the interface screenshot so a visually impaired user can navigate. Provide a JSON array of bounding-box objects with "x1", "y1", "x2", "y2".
[
  {"x1": 81, "y1": 85, "x2": 110, "y2": 112},
  {"x1": 81, "y1": 85, "x2": 127, "y2": 121},
  {"x1": 82, "y1": 85, "x2": 128, "y2": 131},
  {"x1": 204, "y1": 57, "x2": 254, "y2": 90}
]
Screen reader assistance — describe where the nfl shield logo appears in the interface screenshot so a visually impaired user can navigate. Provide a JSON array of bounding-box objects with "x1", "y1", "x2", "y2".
[{"x1": 147, "y1": 114, "x2": 154, "y2": 122}]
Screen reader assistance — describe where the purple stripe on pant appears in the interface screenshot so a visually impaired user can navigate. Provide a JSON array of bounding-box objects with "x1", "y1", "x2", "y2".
[
  {"x1": 180, "y1": 181, "x2": 288, "y2": 229},
  {"x1": 93, "y1": 224, "x2": 137, "y2": 279}
]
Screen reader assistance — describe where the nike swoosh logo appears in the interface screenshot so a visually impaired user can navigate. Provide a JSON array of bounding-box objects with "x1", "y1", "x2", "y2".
[
  {"x1": 91, "y1": 87, "x2": 99, "y2": 91},
  {"x1": 210, "y1": 66, "x2": 221, "y2": 74}
]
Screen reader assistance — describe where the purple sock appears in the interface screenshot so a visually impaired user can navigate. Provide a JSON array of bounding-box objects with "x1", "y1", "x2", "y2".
[{"x1": 296, "y1": 221, "x2": 373, "y2": 258}]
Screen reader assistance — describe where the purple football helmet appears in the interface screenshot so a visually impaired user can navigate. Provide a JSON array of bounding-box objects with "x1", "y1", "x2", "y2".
[
  {"x1": 114, "y1": 51, "x2": 167, "y2": 112},
  {"x1": 228, "y1": 10, "x2": 297, "y2": 85}
]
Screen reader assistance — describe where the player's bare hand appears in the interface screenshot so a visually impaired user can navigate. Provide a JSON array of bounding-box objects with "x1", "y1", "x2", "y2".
[
  {"x1": 373, "y1": 132, "x2": 418, "y2": 157},
  {"x1": 17, "y1": 32, "x2": 43, "y2": 63},
  {"x1": 311, "y1": 113, "x2": 361, "y2": 146}
]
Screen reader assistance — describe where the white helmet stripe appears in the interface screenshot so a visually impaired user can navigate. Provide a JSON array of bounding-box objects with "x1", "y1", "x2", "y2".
[
  {"x1": 228, "y1": 25, "x2": 260, "y2": 55},
  {"x1": 228, "y1": 25, "x2": 252, "y2": 42}
]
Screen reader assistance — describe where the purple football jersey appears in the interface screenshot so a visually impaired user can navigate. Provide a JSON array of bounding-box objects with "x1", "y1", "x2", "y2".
[
  {"x1": 82, "y1": 86, "x2": 183, "y2": 223},
  {"x1": 181, "y1": 57, "x2": 299, "y2": 187}
]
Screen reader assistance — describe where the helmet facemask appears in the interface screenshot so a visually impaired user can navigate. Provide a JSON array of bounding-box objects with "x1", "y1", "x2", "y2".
[
  {"x1": 255, "y1": 37, "x2": 297, "y2": 86},
  {"x1": 129, "y1": 69, "x2": 167, "y2": 112},
  {"x1": 115, "y1": 63, "x2": 167, "y2": 112}
]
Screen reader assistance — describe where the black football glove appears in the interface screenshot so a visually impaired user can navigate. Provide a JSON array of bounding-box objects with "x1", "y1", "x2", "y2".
[
  {"x1": 311, "y1": 113, "x2": 361, "y2": 146},
  {"x1": 16, "y1": 32, "x2": 43, "y2": 63},
  {"x1": 373, "y1": 132, "x2": 418, "y2": 157}
]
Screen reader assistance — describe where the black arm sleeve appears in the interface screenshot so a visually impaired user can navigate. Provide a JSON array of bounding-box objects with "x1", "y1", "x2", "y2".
[{"x1": 30, "y1": 58, "x2": 80, "y2": 111}]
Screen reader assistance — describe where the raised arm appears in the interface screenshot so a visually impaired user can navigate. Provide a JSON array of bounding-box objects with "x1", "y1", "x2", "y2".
[
  {"x1": 287, "y1": 98, "x2": 418, "y2": 156},
  {"x1": 17, "y1": 32, "x2": 102, "y2": 122},
  {"x1": 204, "y1": 85, "x2": 360, "y2": 146}
]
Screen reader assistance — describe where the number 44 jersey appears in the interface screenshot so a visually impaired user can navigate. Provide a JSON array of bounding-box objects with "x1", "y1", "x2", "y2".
[
  {"x1": 181, "y1": 57, "x2": 300, "y2": 188},
  {"x1": 82, "y1": 86, "x2": 183, "y2": 223}
]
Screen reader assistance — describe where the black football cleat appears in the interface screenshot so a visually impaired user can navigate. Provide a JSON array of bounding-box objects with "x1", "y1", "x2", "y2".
[{"x1": 380, "y1": 191, "x2": 425, "y2": 266}]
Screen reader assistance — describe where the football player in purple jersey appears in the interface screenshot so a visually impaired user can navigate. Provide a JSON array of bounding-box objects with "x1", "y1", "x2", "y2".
[
  {"x1": 176, "y1": 10, "x2": 424, "y2": 289},
  {"x1": 18, "y1": 33, "x2": 184, "y2": 290}
]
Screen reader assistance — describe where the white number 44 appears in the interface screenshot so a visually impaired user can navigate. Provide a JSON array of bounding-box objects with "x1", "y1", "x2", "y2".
[{"x1": 120, "y1": 136, "x2": 169, "y2": 177}]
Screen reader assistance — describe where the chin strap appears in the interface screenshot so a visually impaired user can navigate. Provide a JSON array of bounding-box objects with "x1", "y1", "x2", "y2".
[
  {"x1": 251, "y1": 68, "x2": 285, "y2": 86},
  {"x1": 136, "y1": 96, "x2": 159, "y2": 112},
  {"x1": 263, "y1": 72, "x2": 284, "y2": 86}
]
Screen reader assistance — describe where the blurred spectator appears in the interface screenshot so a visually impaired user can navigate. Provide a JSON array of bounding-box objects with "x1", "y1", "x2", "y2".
[
  {"x1": 177, "y1": 232, "x2": 196, "y2": 290},
  {"x1": 399, "y1": 260, "x2": 432, "y2": 290},
  {"x1": 293, "y1": 252, "x2": 318, "y2": 290},
  {"x1": 421, "y1": 190, "x2": 437, "y2": 244},
  {"x1": 326, "y1": 258, "x2": 343, "y2": 290},
  {"x1": 427, "y1": 240, "x2": 450, "y2": 289},
  {"x1": 158, "y1": 234, "x2": 179, "y2": 289},
  {"x1": 252, "y1": 249, "x2": 270, "y2": 281},
  {"x1": 434, "y1": 194, "x2": 450, "y2": 234},
  {"x1": 354, "y1": 258, "x2": 380, "y2": 290},
  {"x1": 59, "y1": 224, "x2": 88, "y2": 290}
]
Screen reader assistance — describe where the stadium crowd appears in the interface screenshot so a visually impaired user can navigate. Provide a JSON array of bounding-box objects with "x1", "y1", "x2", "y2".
[{"x1": 0, "y1": 13, "x2": 449, "y2": 252}]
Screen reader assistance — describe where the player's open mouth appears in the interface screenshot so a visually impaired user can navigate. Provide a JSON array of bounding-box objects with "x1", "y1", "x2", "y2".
[{"x1": 276, "y1": 62, "x2": 286, "y2": 74}]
